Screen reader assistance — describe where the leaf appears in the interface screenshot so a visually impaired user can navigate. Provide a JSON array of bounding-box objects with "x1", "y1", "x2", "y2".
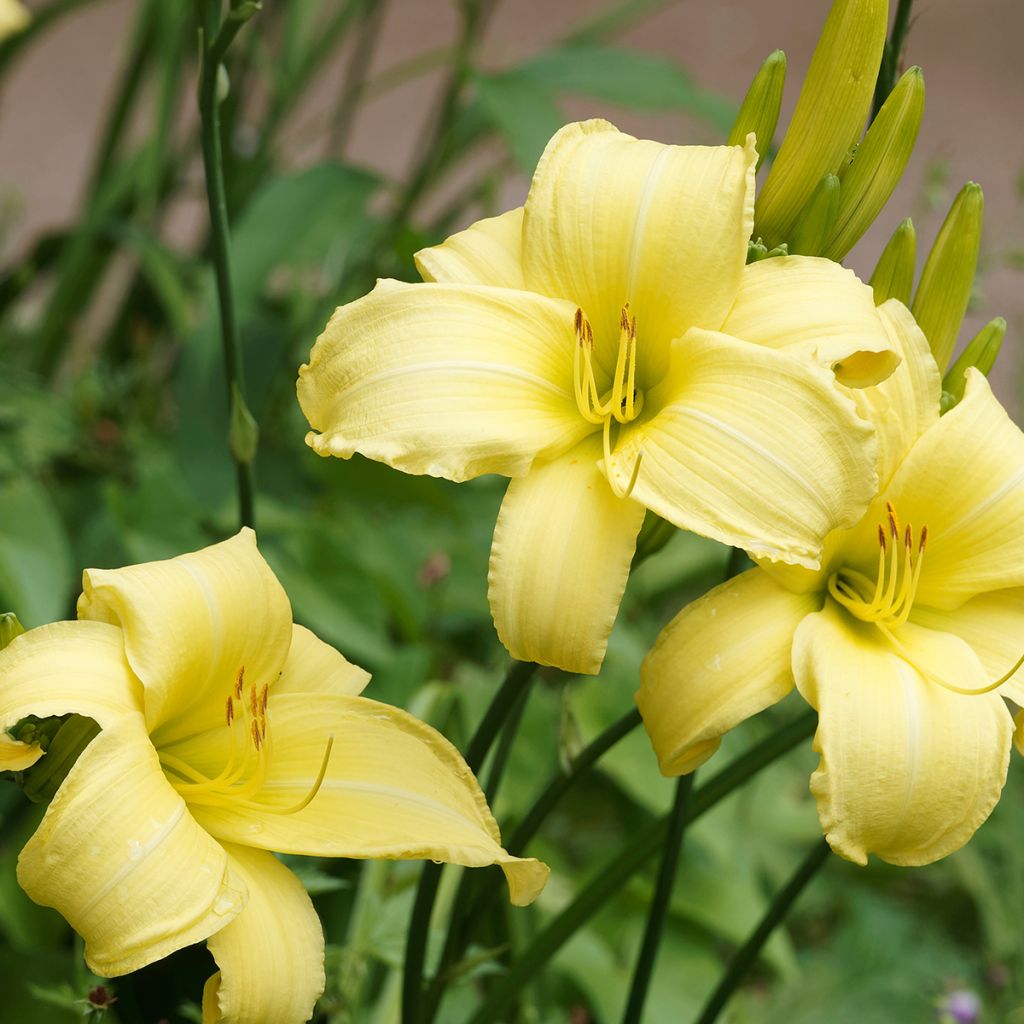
[
  {"x1": 0, "y1": 476, "x2": 73, "y2": 626},
  {"x1": 522, "y1": 43, "x2": 735, "y2": 131},
  {"x1": 474, "y1": 71, "x2": 565, "y2": 172}
]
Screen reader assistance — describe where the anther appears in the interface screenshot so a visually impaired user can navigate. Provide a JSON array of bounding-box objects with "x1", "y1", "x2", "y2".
[
  {"x1": 234, "y1": 667, "x2": 244, "y2": 699},
  {"x1": 886, "y1": 502, "x2": 899, "y2": 539},
  {"x1": 260, "y1": 684, "x2": 269, "y2": 716},
  {"x1": 225, "y1": 696, "x2": 234, "y2": 726},
  {"x1": 574, "y1": 307, "x2": 583, "y2": 336},
  {"x1": 919, "y1": 525, "x2": 928, "y2": 552},
  {"x1": 877, "y1": 524, "x2": 887, "y2": 551},
  {"x1": 251, "y1": 720, "x2": 262, "y2": 751},
  {"x1": 903, "y1": 523, "x2": 912, "y2": 549}
]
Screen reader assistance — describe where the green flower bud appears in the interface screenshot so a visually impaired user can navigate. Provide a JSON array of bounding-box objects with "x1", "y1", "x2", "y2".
[
  {"x1": 754, "y1": 0, "x2": 888, "y2": 249},
  {"x1": 823, "y1": 67, "x2": 925, "y2": 260},
  {"x1": 21, "y1": 715, "x2": 101, "y2": 804},
  {"x1": 728, "y1": 50, "x2": 787, "y2": 171},
  {"x1": 229, "y1": 382, "x2": 259, "y2": 465},
  {"x1": 789, "y1": 173, "x2": 841, "y2": 256},
  {"x1": 0, "y1": 612, "x2": 25, "y2": 650},
  {"x1": 912, "y1": 182, "x2": 984, "y2": 372},
  {"x1": 869, "y1": 217, "x2": 916, "y2": 305},
  {"x1": 940, "y1": 316, "x2": 1006, "y2": 412}
]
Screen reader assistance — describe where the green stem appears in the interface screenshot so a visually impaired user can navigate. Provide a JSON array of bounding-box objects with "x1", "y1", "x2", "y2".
[
  {"x1": 329, "y1": 0, "x2": 390, "y2": 156},
  {"x1": 402, "y1": 660, "x2": 536, "y2": 1024},
  {"x1": 484, "y1": 678, "x2": 532, "y2": 803},
  {"x1": 620, "y1": 774, "x2": 695, "y2": 1024},
  {"x1": 694, "y1": 839, "x2": 831, "y2": 1024},
  {"x1": 464, "y1": 710, "x2": 817, "y2": 1024},
  {"x1": 196, "y1": 0, "x2": 258, "y2": 530},
  {"x1": 871, "y1": 0, "x2": 914, "y2": 120}
]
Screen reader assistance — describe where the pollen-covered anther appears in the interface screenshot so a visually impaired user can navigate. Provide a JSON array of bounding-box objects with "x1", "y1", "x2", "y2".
[
  {"x1": 234, "y1": 666, "x2": 245, "y2": 699},
  {"x1": 225, "y1": 695, "x2": 234, "y2": 726}
]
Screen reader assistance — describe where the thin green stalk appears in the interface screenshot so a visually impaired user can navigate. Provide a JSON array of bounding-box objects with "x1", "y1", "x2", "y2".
[
  {"x1": 402, "y1": 660, "x2": 536, "y2": 1024},
  {"x1": 196, "y1": 0, "x2": 260, "y2": 530},
  {"x1": 465, "y1": 710, "x2": 817, "y2": 1024},
  {"x1": 621, "y1": 773, "x2": 695, "y2": 1024},
  {"x1": 329, "y1": 0, "x2": 391, "y2": 156},
  {"x1": 694, "y1": 839, "x2": 831, "y2": 1024},
  {"x1": 871, "y1": 0, "x2": 914, "y2": 119},
  {"x1": 484, "y1": 678, "x2": 532, "y2": 803}
]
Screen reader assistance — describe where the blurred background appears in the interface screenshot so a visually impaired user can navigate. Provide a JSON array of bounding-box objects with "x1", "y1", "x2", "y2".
[{"x1": 0, "y1": 1, "x2": 1022, "y2": 1022}]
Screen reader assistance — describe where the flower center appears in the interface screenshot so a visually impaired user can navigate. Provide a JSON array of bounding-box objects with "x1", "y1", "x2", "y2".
[
  {"x1": 573, "y1": 304, "x2": 644, "y2": 497},
  {"x1": 827, "y1": 501, "x2": 927, "y2": 631},
  {"x1": 158, "y1": 666, "x2": 332, "y2": 816}
]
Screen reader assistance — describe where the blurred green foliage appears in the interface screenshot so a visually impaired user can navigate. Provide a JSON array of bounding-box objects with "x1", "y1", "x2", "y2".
[{"x1": 0, "y1": 1, "x2": 1020, "y2": 1022}]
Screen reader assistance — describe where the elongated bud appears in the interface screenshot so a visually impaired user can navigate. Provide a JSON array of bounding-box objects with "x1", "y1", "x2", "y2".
[
  {"x1": 869, "y1": 217, "x2": 916, "y2": 305},
  {"x1": 823, "y1": 67, "x2": 924, "y2": 260},
  {"x1": 912, "y1": 183, "x2": 984, "y2": 371},
  {"x1": 0, "y1": 612, "x2": 25, "y2": 650},
  {"x1": 789, "y1": 174, "x2": 841, "y2": 256},
  {"x1": 940, "y1": 317, "x2": 1006, "y2": 412},
  {"x1": 754, "y1": 0, "x2": 888, "y2": 249},
  {"x1": 229, "y1": 382, "x2": 259, "y2": 464},
  {"x1": 21, "y1": 715, "x2": 101, "y2": 803},
  {"x1": 728, "y1": 50, "x2": 787, "y2": 171}
]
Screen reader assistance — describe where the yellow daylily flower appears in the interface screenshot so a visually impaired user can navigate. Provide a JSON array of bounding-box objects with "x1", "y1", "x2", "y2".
[
  {"x1": 1, "y1": 530, "x2": 547, "y2": 1024},
  {"x1": 298, "y1": 119, "x2": 899, "y2": 676},
  {"x1": 638, "y1": 302, "x2": 1023, "y2": 866},
  {"x1": 0, "y1": 0, "x2": 29, "y2": 40}
]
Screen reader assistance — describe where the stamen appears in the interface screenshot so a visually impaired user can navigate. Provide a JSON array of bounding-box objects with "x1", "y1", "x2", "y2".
[
  {"x1": 251, "y1": 720, "x2": 262, "y2": 752},
  {"x1": 225, "y1": 696, "x2": 234, "y2": 726},
  {"x1": 886, "y1": 501, "x2": 899, "y2": 539},
  {"x1": 234, "y1": 667, "x2": 244, "y2": 699}
]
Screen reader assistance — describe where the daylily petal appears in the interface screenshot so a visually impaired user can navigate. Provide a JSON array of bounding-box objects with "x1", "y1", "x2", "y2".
[
  {"x1": 273, "y1": 624, "x2": 369, "y2": 698},
  {"x1": 720, "y1": 256, "x2": 898, "y2": 388},
  {"x1": 415, "y1": 208, "x2": 525, "y2": 289},
  {"x1": 638, "y1": 568, "x2": 820, "y2": 775},
  {"x1": 911, "y1": 589, "x2": 1024, "y2": 705},
  {"x1": 297, "y1": 279, "x2": 591, "y2": 481},
  {"x1": 0, "y1": 620, "x2": 143, "y2": 769},
  {"x1": 202, "y1": 844, "x2": 324, "y2": 1024},
  {"x1": 17, "y1": 716, "x2": 246, "y2": 976},
  {"x1": 611, "y1": 329, "x2": 878, "y2": 568},
  {"x1": 522, "y1": 120, "x2": 756, "y2": 384},
  {"x1": 885, "y1": 370, "x2": 1024, "y2": 607},
  {"x1": 793, "y1": 604, "x2": 1013, "y2": 866},
  {"x1": 488, "y1": 435, "x2": 645, "y2": 675},
  {"x1": 180, "y1": 694, "x2": 549, "y2": 906},
  {"x1": 77, "y1": 529, "x2": 293, "y2": 744}
]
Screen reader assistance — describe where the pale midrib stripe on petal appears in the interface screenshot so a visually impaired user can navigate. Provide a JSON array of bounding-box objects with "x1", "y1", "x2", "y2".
[
  {"x1": 263, "y1": 778, "x2": 486, "y2": 835},
  {"x1": 937, "y1": 464, "x2": 1024, "y2": 541},
  {"x1": 896, "y1": 660, "x2": 922, "y2": 832},
  {"x1": 624, "y1": 146, "x2": 672, "y2": 302},
  {"x1": 669, "y1": 404, "x2": 827, "y2": 515},
  {"x1": 77, "y1": 800, "x2": 187, "y2": 918},
  {"x1": 338, "y1": 360, "x2": 573, "y2": 406}
]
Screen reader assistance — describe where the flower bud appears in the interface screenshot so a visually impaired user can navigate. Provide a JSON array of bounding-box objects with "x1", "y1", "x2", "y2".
[
  {"x1": 940, "y1": 316, "x2": 1005, "y2": 412},
  {"x1": 754, "y1": 0, "x2": 888, "y2": 249},
  {"x1": 0, "y1": 0, "x2": 29, "y2": 42},
  {"x1": 229, "y1": 382, "x2": 259, "y2": 465},
  {"x1": 0, "y1": 612, "x2": 25, "y2": 650},
  {"x1": 789, "y1": 173, "x2": 840, "y2": 256},
  {"x1": 727, "y1": 50, "x2": 787, "y2": 171},
  {"x1": 823, "y1": 67, "x2": 925, "y2": 260},
  {"x1": 869, "y1": 217, "x2": 915, "y2": 305},
  {"x1": 912, "y1": 182, "x2": 984, "y2": 372}
]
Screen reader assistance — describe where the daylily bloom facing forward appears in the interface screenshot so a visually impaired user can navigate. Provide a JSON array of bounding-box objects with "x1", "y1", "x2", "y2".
[
  {"x1": 299, "y1": 119, "x2": 900, "y2": 676},
  {"x1": 639, "y1": 307, "x2": 1023, "y2": 865},
  {"x1": 0, "y1": 531, "x2": 546, "y2": 1024}
]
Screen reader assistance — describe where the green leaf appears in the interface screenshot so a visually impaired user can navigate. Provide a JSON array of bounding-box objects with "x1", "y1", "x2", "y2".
[
  {"x1": 0, "y1": 477, "x2": 73, "y2": 626},
  {"x1": 474, "y1": 71, "x2": 565, "y2": 172}
]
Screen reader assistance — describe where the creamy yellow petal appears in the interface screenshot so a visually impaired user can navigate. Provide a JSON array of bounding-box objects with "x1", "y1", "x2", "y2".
[
  {"x1": 77, "y1": 529, "x2": 293, "y2": 745},
  {"x1": 793, "y1": 604, "x2": 1013, "y2": 866},
  {"x1": 848, "y1": 300, "x2": 940, "y2": 491},
  {"x1": 638, "y1": 568, "x2": 819, "y2": 775},
  {"x1": 180, "y1": 694, "x2": 548, "y2": 906},
  {"x1": 297, "y1": 279, "x2": 590, "y2": 481},
  {"x1": 488, "y1": 435, "x2": 645, "y2": 675},
  {"x1": 911, "y1": 589, "x2": 1024, "y2": 705},
  {"x1": 17, "y1": 716, "x2": 246, "y2": 976},
  {"x1": 415, "y1": 208, "x2": 525, "y2": 288},
  {"x1": 720, "y1": 256, "x2": 898, "y2": 388},
  {"x1": 273, "y1": 624, "x2": 369, "y2": 698},
  {"x1": 884, "y1": 370, "x2": 1024, "y2": 608},
  {"x1": 522, "y1": 120, "x2": 755, "y2": 384},
  {"x1": 611, "y1": 329, "x2": 877, "y2": 569},
  {"x1": 0, "y1": 620, "x2": 144, "y2": 769},
  {"x1": 202, "y1": 844, "x2": 324, "y2": 1024}
]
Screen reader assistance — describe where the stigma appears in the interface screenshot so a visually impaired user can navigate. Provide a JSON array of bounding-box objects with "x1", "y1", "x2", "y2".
[{"x1": 573, "y1": 304, "x2": 645, "y2": 499}]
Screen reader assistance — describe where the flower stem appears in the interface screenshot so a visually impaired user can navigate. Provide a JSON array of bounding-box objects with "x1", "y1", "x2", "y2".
[
  {"x1": 694, "y1": 838, "x2": 832, "y2": 1024},
  {"x1": 402, "y1": 660, "x2": 536, "y2": 1024},
  {"x1": 196, "y1": 0, "x2": 259, "y2": 530},
  {"x1": 871, "y1": 0, "x2": 914, "y2": 120},
  {"x1": 620, "y1": 773, "x2": 695, "y2": 1024},
  {"x1": 464, "y1": 710, "x2": 817, "y2": 1024}
]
